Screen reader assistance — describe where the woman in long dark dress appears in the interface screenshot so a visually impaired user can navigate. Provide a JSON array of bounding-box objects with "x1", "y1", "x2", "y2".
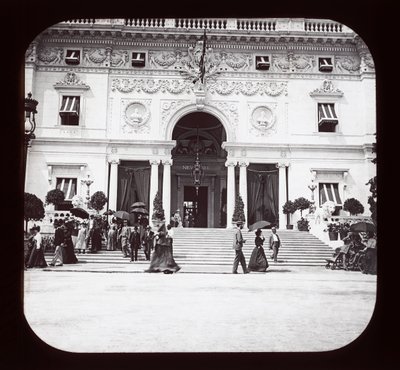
[
  {"x1": 248, "y1": 228, "x2": 268, "y2": 272},
  {"x1": 145, "y1": 224, "x2": 180, "y2": 274},
  {"x1": 27, "y1": 226, "x2": 48, "y2": 268},
  {"x1": 63, "y1": 222, "x2": 78, "y2": 264}
]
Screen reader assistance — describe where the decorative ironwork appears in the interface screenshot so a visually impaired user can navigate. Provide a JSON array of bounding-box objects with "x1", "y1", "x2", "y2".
[{"x1": 191, "y1": 126, "x2": 204, "y2": 195}]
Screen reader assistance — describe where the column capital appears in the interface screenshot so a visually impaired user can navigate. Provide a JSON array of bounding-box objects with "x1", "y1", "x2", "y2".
[
  {"x1": 150, "y1": 159, "x2": 161, "y2": 166},
  {"x1": 276, "y1": 162, "x2": 290, "y2": 169},
  {"x1": 107, "y1": 155, "x2": 120, "y2": 165},
  {"x1": 225, "y1": 160, "x2": 237, "y2": 168},
  {"x1": 162, "y1": 159, "x2": 173, "y2": 166},
  {"x1": 239, "y1": 161, "x2": 249, "y2": 168}
]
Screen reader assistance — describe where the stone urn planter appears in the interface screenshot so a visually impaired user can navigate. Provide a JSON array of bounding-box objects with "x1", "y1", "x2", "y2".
[
  {"x1": 152, "y1": 219, "x2": 164, "y2": 230},
  {"x1": 328, "y1": 231, "x2": 339, "y2": 241}
]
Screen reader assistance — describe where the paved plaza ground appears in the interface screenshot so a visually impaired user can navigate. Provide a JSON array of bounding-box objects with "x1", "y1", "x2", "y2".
[{"x1": 23, "y1": 264, "x2": 377, "y2": 353}]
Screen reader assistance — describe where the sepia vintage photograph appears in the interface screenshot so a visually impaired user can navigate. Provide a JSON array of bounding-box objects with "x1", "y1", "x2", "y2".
[{"x1": 22, "y1": 17, "x2": 377, "y2": 353}]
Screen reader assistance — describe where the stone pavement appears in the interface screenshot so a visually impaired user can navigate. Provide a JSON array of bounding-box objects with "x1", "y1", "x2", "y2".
[{"x1": 23, "y1": 264, "x2": 376, "y2": 353}]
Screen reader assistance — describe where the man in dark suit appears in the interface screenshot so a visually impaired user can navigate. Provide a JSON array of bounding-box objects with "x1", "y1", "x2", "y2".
[
  {"x1": 232, "y1": 222, "x2": 248, "y2": 274},
  {"x1": 142, "y1": 226, "x2": 154, "y2": 261},
  {"x1": 129, "y1": 225, "x2": 141, "y2": 262},
  {"x1": 269, "y1": 226, "x2": 281, "y2": 263}
]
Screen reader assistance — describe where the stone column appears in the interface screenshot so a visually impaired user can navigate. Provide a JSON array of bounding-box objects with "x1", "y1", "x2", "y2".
[
  {"x1": 225, "y1": 160, "x2": 237, "y2": 228},
  {"x1": 162, "y1": 159, "x2": 172, "y2": 222},
  {"x1": 239, "y1": 161, "x2": 249, "y2": 228},
  {"x1": 149, "y1": 159, "x2": 160, "y2": 220},
  {"x1": 276, "y1": 163, "x2": 288, "y2": 229},
  {"x1": 108, "y1": 157, "x2": 120, "y2": 212}
]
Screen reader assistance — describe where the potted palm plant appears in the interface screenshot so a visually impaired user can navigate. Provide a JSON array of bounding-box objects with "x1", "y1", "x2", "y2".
[
  {"x1": 232, "y1": 194, "x2": 246, "y2": 226},
  {"x1": 343, "y1": 198, "x2": 365, "y2": 216},
  {"x1": 282, "y1": 200, "x2": 296, "y2": 229},
  {"x1": 151, "y1": 191, "x2": 165, "y2": 228},
  {"x1": 325, "y1": 222, "x2": 339, "y2": 240}
]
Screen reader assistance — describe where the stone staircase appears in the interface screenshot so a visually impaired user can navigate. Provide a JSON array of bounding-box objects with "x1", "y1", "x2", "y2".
[
  {"x1": 172, "y1": 228, "x2": 333, "y2": 267},
  {"x1": 45, "y1": 228, "x2": 334, "y2": 268}
]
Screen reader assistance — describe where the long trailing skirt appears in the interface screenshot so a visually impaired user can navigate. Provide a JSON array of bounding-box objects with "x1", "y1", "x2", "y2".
[
  {"x1": 63, "y1": 240, "x2": 78, "y2": 264},
  {"x1": 27, "y1": 248, "x2": 48, "y2": 268},
  {"x1": 248, "y1": 246, "x2": 269, "y2": 272},
  {"x1": 145, "y1": 243, "x2": 180, "y2": 273}
]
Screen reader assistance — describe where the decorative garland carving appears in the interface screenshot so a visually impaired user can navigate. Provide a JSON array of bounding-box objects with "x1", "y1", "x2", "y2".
[
  {"x1": 335, "y1": 55, "x2": 361, "y2": 73},
  {"x1": 54, "y1": 72, "x2": 90, "y2": 89},
  {"x1": 83, "y1": 48, "x2": 108, "y2": 65},
  {"x1": 111, "y1": 77, "x2": 288, "y2": 97},
  {"x1": 207, "y1": 80, "x2": 288, "y2": 96},
  {"x1": 208, "y1": 100, "x2": 239, "y2": 127},
  {"x1": 148, "y1": 48, "x2": 252, "y2": 75},
  {"x1": 111, "y1": 78, "x2": 193, "y2": 94},
  {"x1": 111, "y1": 50, "x2": 129, "y2": 67},
  {"x1": 38, "y1": 47, "x2": 63, "y2": 64},
  {"x1": 160, "y1": 99, "x2": 191, "y2": 127},
  {"x1": 309, "y1": 79, "x2": 343, "y2": 97}
]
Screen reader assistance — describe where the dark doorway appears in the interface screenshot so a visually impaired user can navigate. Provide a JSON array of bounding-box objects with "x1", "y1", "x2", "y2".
[{"x1": 183, "y1": 186, "x2": 208, "y2": 228}]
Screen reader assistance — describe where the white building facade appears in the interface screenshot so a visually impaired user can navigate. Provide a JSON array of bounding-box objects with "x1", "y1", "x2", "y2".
[{"x1": 24, "y1": 18, "x2": 376, "y2": 229}]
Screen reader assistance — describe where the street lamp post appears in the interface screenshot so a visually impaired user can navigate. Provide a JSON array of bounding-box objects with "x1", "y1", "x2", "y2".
[
  {"x1": 24, "y1": 93, "x2": 38, "y2": 186},
  {"x1": 308, "y1": 181, "x2": 317, "y2": 214},
  {"x1": 81, "y1": 174, "x2": 94, "y2": 208}
]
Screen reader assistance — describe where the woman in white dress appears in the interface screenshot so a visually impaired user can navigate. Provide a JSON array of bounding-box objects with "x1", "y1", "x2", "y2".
[{"x1": 75, "y1": 223, "x2": 88, "y2": 254}]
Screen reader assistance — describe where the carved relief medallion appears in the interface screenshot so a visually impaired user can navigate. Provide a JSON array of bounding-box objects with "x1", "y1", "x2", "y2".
[
  {"x1": 250, "y1": 105, "x2": 276, "y2": 134},
  {"x1": 121, "y1": 100, "x2": 151, "y2": 134}
]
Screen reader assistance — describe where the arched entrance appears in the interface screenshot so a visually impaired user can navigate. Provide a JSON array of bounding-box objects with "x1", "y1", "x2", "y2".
[{"x1": 171, "y1": 112, "x2": 227, "y2": 228}]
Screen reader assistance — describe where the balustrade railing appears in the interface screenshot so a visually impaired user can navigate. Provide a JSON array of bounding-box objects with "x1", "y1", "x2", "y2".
[
  {"x1": 236, "y1": 19, "x2": 276, "y2": 31},
  {"x1": 175, "y1": 18, "x2": 228, "y2": 29},
  {"x1": 64, "y1": 19, "x2": 96, "y2": 25},
  {"x1": 125, "y1": 18, "x2": 166, "y2": 27},
  {"x1": 304, "y1": 20, "x2": 343, "y2": 33},
  {"x1": 59, "y1": 18, "x2": 352, "y2": 35}
]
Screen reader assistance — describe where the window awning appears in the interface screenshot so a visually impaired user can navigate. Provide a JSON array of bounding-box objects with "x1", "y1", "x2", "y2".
[
  {"x1": 319, "y1": 58, "x2": 333, "y2": 68},
  {"x1": 257, "y1": 56, "x2": 269, "y2": 65},
  {"x1": 318, "y1": 103, "x2": 337, "y2": 125},
  {"x1": 320, "y1": 183, "x2": 342, "y2": 205},
  {"x1": 56, "y1": 178, "x2": 77, "y2": 200},
  {"x1": 60, "y1": 97, "x2": 79, "y2": 116}
]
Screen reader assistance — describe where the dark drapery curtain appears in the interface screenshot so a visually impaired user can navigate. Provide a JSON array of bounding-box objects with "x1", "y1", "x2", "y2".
[
  {"x1": 133, "y1": 168, "x2": 150, "y2": 208},
  {"x1": 247, "y1": 173, "x2": 262, "y2": 222},
  {"x1": 247, "y1": 169, "x2": 279, "y2": 226},
  {"x1": 117, "y1": 166, "x2": 151, "y2": 213},
  {"x1": 119, "y1": 169, "x2": 135, "y2": 211}
]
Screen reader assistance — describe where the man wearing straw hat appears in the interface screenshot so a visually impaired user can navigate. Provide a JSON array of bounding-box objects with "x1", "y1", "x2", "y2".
[{"x1": 232, "y1": 222, "x2": 248, "y2": 274}]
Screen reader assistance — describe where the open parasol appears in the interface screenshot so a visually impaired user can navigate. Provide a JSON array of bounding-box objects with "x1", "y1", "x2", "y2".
[
  {"x1": 248, "y1": 220, "x2": 271, "y2": 232},
  {"x1": 131, "y1": 207, "x2": 149, "y2": 215},
  {"x1": 350, "y1": 221, "x2": 376, "y2": 233},
  {"x1": 130, "y1": 202, "x2": 146, "y2": 209},
  {"x1": 70, "y1": 207, "x2": 89, "y2": 219},
  {"x1": 114, "y1": 210, "x2": 130, "y2": 220}
]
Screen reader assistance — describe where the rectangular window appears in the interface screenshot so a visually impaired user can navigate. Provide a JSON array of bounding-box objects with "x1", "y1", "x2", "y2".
[
  {"x1": 65, "y1": 50, "x2": 81, "y2": 65},
  {"x1": 255, "y1": 56, "x2": 270, "y2": 70},
  {"x1": 131, "y1": 52, "x2": 146, "y2": 67},
  {"x1": 318, "y1": 103, "x2": 338, "y2": 132},
  {"x1": 318, "y1": 57, "x2": 333, "y2": 72},
  {"x1": 55, "y1": 178, "x2": 77, "y2": 210},
  {"x1": 60, "y1": 96, "x2": 80, "y2": 126}
]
